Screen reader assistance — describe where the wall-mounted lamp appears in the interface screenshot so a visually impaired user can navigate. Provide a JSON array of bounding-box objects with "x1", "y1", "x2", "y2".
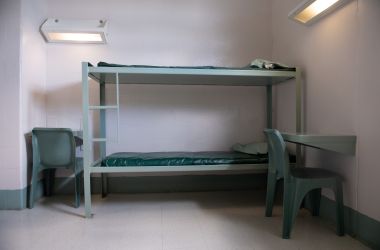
[
  {"x1": 288, "y1": 0, "x2": 348, "y2": 25},
  {"x1": 40, "y1": 19, "x2": 108, "y2": 44}
]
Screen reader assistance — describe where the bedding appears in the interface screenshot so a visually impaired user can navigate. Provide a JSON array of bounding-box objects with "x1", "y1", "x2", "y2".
[
  {"x1": 95, "y1": 61, "x2": 296, "y2": 71},
  {"x1": 101, "y1": 151, "x2": 268, "y2": 167},
  {"x1": 232, "y1": 142, "x2": 268, "y2": 155},
  {"x1": 100, "y1": 151, "x2": 296, "y2": 167},
  {"x1": 250, "y1": 59, "x2": 294, "y2": 70}
]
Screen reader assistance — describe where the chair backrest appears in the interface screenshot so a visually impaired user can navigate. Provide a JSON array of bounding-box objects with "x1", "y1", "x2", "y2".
[
  {"x1": 264, "y1": 129, "x2": 291, "y2": 181},
  {"x1": 32, "y1": 128, "x2": 75, "y2": 169}
]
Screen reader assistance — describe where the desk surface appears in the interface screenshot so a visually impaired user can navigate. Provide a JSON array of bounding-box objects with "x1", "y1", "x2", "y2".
[{"x1": 281, "y1": 133, "x2": 356, "y2": 155}]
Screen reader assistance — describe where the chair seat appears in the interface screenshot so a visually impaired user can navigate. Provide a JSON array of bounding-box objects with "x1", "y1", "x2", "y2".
[{"x1": 291, "y1": 167, "x2": 339, "y2": 179}]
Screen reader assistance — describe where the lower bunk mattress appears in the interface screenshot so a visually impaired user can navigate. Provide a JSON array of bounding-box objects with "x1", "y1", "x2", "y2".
[{"x1": 100, "y1": 151, "x2": 296, "y2": 167}]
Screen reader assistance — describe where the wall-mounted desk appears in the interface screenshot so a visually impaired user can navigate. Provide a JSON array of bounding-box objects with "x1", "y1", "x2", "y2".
[
  {"x1": 26, "y1": 130, "x2": 83, "y2": 147},
  {"x1": 281, "y1": 133, "x2": 356, "y2": 155}
]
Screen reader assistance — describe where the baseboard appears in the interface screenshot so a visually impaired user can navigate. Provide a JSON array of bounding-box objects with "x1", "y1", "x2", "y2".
[
  {"x1": 319, "y1": 196, "x2": 380, "y2": 250},
  {"x1": 0, "y1": 181, "x2": 44, "y2": 210},
  {"x1": 0, "y1": 189, "x2": 26, "y2": 210}
]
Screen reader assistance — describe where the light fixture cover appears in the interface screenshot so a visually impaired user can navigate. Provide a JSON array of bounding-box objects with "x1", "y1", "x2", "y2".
[
  {"x1": 288, "y1": 0, "x2": 348, "y2": 25},
  {"x1": 40, "y1": 19, "x2": 108, "y2": 44}
]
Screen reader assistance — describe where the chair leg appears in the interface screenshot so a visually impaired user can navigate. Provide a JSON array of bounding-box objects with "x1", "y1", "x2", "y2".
[
  {"x1": 310, "y1": 188, "x2": 321, "y2": 216},
  {"x1": 74, "y1": 171, "x2": 81, "y2": 208},
  {"x1": 29, "y1": 166, "x2": 39, "y2": 209},
  {"x1": 265, "y1": 172, "x2": 277, "y2": 217},
  {"x1": 282, "y1": 183, "x2": 295, "y2": 239},
  {"x1": 334, "y1": 181, "x2": 345, "y2": 236},
  {"x1": 283, "y1": 183, "x2": 308, "y2": 239}
]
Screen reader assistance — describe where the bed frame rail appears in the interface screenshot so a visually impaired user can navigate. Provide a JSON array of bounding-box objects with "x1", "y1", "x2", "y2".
[{"x1": 81, "y1": 62, "x2": 302, "y2": 218}]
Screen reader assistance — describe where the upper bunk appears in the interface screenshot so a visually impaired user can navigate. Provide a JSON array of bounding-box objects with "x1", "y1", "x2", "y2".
[{"x1": 86, "y1": 61, "x2": 298, "y2": 86}]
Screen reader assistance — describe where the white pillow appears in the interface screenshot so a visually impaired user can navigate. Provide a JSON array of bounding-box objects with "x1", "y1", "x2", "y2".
[{"x1": 232, "y1": 142, "x2": 268, "y2": 154}]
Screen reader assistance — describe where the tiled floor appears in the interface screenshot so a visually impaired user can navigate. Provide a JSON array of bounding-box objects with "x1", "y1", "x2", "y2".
[{"x1": 0, "y1": 191, "x2": 370, "y2": 250}]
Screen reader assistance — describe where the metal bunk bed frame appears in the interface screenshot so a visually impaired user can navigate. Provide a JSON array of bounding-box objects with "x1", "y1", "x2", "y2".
[{"x1": 81, "y1": 62, "x2": 302, "y2": 218}]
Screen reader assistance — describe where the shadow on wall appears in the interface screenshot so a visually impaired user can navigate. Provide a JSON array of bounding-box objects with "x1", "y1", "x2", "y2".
[
  {"x1": 45, "y1": 80, "x2": 262, "y2": 113},
  {"x1": 45, "y1": 81, "x2": 91, "y2": 128},
  {"x1": 46, "y1": 81, "x2": 265, "y2": 151}
]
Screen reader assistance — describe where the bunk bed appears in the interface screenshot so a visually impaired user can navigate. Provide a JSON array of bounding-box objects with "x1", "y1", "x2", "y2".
[{"x1": 82, "y1": 62, "x2": 302, "y2": 218}]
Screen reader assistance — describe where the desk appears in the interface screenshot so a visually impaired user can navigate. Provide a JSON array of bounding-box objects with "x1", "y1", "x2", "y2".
[
  {"x1": 281, "y1": 133, "x2": 356, "y2": 155},
  {"x1": 26, "y1": 130, "x2": 83, "y2": 147}
]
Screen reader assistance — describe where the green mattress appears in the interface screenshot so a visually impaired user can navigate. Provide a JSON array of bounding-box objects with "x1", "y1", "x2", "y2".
[{"x1": 100, "y1": 151, "x2": 296, "y2": 167}]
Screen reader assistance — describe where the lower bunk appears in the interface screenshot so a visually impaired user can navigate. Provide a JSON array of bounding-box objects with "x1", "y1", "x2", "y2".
[
  {"x1": 91, "y1": 151, "x2": 297, "y2": 173},
  {"x1": 85, "y1": 151, "x2": 296, "y2": 216},
  {"x1": 91, "y1": 151, "x2": 296, "y2": 179}
]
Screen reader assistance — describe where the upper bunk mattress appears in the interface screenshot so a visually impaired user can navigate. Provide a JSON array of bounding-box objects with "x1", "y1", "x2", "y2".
[
  {"x1": 88, "y1": 62, "x2": 297, "y2": 86},
  {"x1": 95, "y1": 61, "x2": 296, "y2": 71},
  {"x1": 100, "y1": 151, "x2": 296, "y2": 167}
]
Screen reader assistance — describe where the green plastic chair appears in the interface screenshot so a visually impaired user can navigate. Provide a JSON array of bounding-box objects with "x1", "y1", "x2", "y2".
[
  {"x1": 29, "y1": 128, "x2": 83, "y2": 208},
  {"x1": 264, "y1": 129, "x2": 344, "y2": 239}
]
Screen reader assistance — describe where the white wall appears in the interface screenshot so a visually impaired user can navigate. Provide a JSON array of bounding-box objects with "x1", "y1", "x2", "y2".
[
  {"x1": 0, "y1": 0, "x2": 22, "y2": 189},
  {"x1": 20, "y1": 0, "x2": 47, "y2": 188},
  {"x1": 45, "y1": 0, "x2": 273, "y2": 155},
  {"x1": 0, "y1": 0, "x2": 47, "y2": 190},
  {"x1": 272, "y1": 0, "x2": 380, "y2": 222},
  {"x1": 355, "y1": 0, "x2": 380, "y2": 222}
]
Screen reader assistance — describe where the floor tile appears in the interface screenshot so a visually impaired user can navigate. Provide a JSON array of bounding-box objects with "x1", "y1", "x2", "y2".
[{"x1": 0, "y1": 191, "x2": 371, "y2": 250}]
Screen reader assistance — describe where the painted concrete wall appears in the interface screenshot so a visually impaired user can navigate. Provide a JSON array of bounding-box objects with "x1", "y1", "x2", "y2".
[
  {"x1": 0, "y1": 0, "x2": 22, "y2": 189},
  {"x1": 45, "y1": 0, "x2": 273, "y2": 158},
  {"x1": 20, "y1": 0, "x2": 47, "y2": 189},
  {"x1": 272, "y1": 0, "x2": 380, "y2": 222},
  {"x1": 0, "y1": 0, "x2": 46, "y2": 191},
  {"x1": 355, "y1": 0, "x2": 380, "y2": 223}
]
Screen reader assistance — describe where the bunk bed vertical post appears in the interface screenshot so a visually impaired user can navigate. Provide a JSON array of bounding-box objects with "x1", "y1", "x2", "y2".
[
  {"x1": 100, "y1": 76, "x2": 108, "y2": 198},
  {"x1": 266, "y1": 85, "x2": 273, "y2": 128},
  {"x1": 116, "y1": 73, "x2": 120, "y2": 142},
  {"x1": 295, "y1": 67, "x2": 302, "y2": 167},
  {"x1": 82, "y1": 62, "x2": 92, "y2": 218}
]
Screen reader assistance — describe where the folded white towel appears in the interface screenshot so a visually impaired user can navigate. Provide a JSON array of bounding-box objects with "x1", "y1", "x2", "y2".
[
  {"x1": 250, "y1": 59, "x2": 292, "y2": 70},
  {"x1": 232, "y1": 142, "x2": 268, "y2": 155}
]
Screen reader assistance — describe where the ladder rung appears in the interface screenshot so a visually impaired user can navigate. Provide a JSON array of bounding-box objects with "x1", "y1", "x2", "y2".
[
  {"x1": 91, "y1": 138, "x2": 107, "y2": 142},
  {"x1": 89, "y1": 105, "x2": 118, "y2": 110}
]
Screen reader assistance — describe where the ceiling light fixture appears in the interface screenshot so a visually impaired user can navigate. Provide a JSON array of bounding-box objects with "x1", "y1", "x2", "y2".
[
  {"x1": 40, "y1": 19, "x2": 108, "y2": 44},
  {"x1": 289, "y1": 0, "x2": 348, "y2": 25}
]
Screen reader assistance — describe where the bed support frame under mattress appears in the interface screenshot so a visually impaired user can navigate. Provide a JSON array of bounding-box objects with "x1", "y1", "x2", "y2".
[{"x1": 82, "y1": 62, "x2": 302, "y2": 218}]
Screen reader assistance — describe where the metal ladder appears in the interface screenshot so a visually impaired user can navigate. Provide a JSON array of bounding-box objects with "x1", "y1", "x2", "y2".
[{"x1": 82, "y1": 62, "x2": 120, "y2": 218}]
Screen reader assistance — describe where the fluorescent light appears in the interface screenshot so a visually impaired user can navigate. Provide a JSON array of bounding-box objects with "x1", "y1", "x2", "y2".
[
  {"x1": 47, "y1": 33, "x2": 103, "y2": 43},
  {"x1": 40, "y1": 19, "x2": 108, "y2": 44},
  {"x1": 294, "y1": 0, "x2": 339, "y2": 23},
  {"x1": 289, "y1": 0, "x2": 347, "y2": 25}
]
